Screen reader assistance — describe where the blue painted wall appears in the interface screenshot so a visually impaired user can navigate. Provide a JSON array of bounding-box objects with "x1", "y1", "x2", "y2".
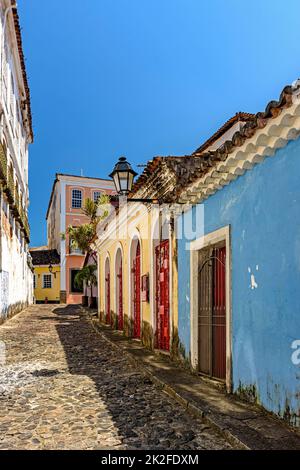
[{"x1": 177, "y1": 137, "x2": 300, "y2": 425}]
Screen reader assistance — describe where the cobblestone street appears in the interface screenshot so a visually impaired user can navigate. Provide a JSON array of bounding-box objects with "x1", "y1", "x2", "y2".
[{"x1": 0, "y1": 305, "x2": 233, "y2": 450}]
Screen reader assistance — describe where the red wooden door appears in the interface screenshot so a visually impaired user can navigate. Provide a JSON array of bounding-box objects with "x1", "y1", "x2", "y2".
[
  {"x1": 155, "y1": 240, "x2": 170, "y2": 351},
  {"x1": 117, "y1": 262, "x2": 123, "y2": 330},
  {"x1": 133, "y1": 242, "x2": 141, "y2": 338},
  {"x1": 105, "y1": 272, "x2": 110, "y2": 324}
]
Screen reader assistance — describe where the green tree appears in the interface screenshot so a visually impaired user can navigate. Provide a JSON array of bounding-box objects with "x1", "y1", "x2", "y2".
[
  {"x1": 74, "y1": 264, "x2": 97, "y2": 293},
  {"x1": 66, "y1": 195, "x2": 110, "y2": 256}
]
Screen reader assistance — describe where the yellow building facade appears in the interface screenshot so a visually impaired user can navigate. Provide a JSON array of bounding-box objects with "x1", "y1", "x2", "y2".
[
  {"x1": 33, "y1": 266, "x2": 60, "y2": 303},
  {"x1": 94, "y1": 174, "x2": 179, "y2": 355},
  {"x1": 30, "y1": 249, "x2": 61, "y2": 304}
]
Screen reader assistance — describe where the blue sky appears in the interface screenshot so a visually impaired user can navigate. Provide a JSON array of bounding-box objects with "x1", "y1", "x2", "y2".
[{"x1": 18, "y1": 0, "x2": 300, "y2": 246}]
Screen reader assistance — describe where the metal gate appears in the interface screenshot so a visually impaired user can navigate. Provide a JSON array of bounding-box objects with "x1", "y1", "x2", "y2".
[
  {"x1": 132, "y1": 242, "x2": 141, "y2": 338},
  {"x1": 198, "y1": 245, "x2": 226, "y2": 380},
  {"x1": 105, "y1": 272, "x2": 110, "y2": 325},
  {"x1": 117, "y1": 262, "x2": 123, "y2": 330},
  {"x1": 155, "y1": 240, "x2": 170, "y2": 351}
]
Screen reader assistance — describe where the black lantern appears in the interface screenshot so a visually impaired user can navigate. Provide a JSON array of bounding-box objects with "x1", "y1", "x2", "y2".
[
  {"x1": 109, "y1": 157, "x2": 138, "y2": 196},
  {"x1": 48, "y1": 263, "x2": 57, "y2": 278}
]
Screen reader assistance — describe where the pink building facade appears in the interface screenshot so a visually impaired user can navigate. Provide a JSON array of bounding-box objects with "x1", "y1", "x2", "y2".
[{"x1": 46, "y1": 173, "x2": 114, "y2": 304}]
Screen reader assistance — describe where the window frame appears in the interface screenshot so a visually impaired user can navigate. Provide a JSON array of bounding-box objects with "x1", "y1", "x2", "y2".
[
  {"x1": 70, "y1": 268, "x2": 83, "y2": 294},
  {"x1": 42, "y1": 273, "x2": 52, "y2": 289},
  {"x1": 189, "y1": 225, "x2": 232, "y2": 392},
  {"x1": 93, "y1": 191, "x2": 102, "y2": 203},
  {"x1": 71, "y1": 189, "x2": 83, "y2": 209}
]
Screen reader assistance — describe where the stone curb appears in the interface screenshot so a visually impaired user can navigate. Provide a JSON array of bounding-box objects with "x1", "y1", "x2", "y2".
[{"x1": 84, "y1": 312, "x2": 249, "y2": 450}]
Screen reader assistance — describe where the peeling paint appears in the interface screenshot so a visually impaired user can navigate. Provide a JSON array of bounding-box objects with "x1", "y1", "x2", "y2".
[
  {"x1": 248, "y1": 267, "x2": 258, "y2": 289},
  {"x1": 250, "y1": 273, "x2": 258, "y2": 289}
]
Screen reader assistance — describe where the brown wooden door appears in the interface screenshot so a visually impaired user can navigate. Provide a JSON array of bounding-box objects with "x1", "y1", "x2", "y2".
[
  {"x1": 198, "y1": 247, "x2": 212, "y2": 375},
  {"x1": 198, "y1": 245, "x2": 226, "y2": 380}
]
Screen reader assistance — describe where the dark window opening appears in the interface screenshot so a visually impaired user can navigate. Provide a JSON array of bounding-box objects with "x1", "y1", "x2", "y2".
[{"x1": 70, "y1": 269, "x2": 83, "y2": 293}]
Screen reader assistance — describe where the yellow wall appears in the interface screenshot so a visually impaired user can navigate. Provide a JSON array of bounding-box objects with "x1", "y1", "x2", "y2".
[
  {"x1": 96, "y1": 204, "x2": 179, "y2": 352},
  {"x1": 33, "y1": 266, "x2": 60, "y2": 302},
  {"x1": 97, "y1": 205, "x2": 153, "y2": 344}
]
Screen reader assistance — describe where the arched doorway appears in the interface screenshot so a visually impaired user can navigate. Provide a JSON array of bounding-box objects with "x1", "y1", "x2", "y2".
[
  {"x1": 105, "y1": 256, "x2": 111, "y2": 324},
  {"x1": 131, "y1": 239, "x2": 141, "y2": 338},
  {"x1": 115, "y1": 248, "x2": 123, "y2": 330}
]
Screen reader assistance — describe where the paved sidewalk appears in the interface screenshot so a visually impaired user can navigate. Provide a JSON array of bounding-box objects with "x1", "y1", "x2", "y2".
[{"x1": 89, "y1": 314, "x2": 300, "y2": 450}]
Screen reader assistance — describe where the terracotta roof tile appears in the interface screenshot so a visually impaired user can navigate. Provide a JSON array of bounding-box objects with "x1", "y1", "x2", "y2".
[
  {"x1": 193, "y1": 112, "x2": 255, "y2": 154},
  {"x1": 30, "y1": 249, "x2": 60, "y2": 266}
]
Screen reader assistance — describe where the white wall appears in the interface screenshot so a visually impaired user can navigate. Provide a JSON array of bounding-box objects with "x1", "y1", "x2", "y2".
[{"x1": 0, "y1": 3, "x2": 33, "y2": 319}]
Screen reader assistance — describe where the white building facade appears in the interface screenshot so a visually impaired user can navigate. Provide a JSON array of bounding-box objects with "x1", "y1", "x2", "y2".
[{"x1": 0, "y1": 0, "x2": 33, "y2": 322}]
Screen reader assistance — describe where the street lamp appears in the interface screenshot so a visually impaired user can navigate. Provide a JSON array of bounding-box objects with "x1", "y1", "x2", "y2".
[
  {"x1": 48, "y1": 263, "x2": 56, "y2": 278},
  {"x1": 109, "y1": 157, "x2": 137, "y2": 196},
  {"x1": 109, "y1": 157, "x2": 159, "y2": 204}
]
